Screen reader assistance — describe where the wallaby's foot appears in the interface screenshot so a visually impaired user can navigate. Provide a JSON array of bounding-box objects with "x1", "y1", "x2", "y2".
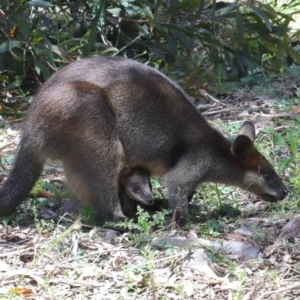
[
  {"x1": 96, "y1": 210, "x2": 127, "y2": 226},
  {"x1": 102, "y1": 224, "x2": 128, "y2": 233},
  {"x1": 165, "y1": 210, "x2": 188, "y2": 228},
  {"x1": 177, "y1": 216, "x2": 188, "y2": 228}
]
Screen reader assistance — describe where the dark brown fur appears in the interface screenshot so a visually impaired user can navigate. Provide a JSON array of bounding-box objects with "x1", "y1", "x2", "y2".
[{"x1": 0, "y1": 57, "x2": 288, "y2": 225}]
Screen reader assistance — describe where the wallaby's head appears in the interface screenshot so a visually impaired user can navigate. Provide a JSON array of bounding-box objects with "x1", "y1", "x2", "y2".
[
  {"x1": 232, "y1": 121, "x2": 288, "y2": 202},
  {"x1": 119, "y1": 167, "x2": 154, "y2": 205}
]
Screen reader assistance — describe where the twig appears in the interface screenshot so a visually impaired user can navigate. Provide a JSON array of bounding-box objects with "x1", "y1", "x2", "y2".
[
  {"x1": 152, "y1": 221, "x2": 177, "y2": 235},
  {"x1": 198, "y1": 89, "x2": 228, "y2": 107},
  {"x1": 6, "y1": 118, "x2": 24, "y2": 123},
  {"x1": 62, "y1": 246, "x2": 138, "y2": 263},
  {"x1": 0, "y1": 244, "x2": 35, "y2": 258},
  {"x1": 257, "y1": 283, "x2": 300, "y2": 300},
  {"x1": 259, "y1": 112, "x2": 299, "y2": 119},
  {"x1": 0, "y1": 142, "x2": 14, "y2": 152},
  {"x1": 202, "y1": 108, "x2": 235, "y2": 116},
  {"x1": 150, "y1": 273, "x2": 157, "y2": 300},
  {"x1": 197, "y1": 104, "x2": 216, "y2": 111},
  {"x1": 0, "y1": 159, "x2": 6, "y2": 171},
  {"x1": 274, "y1": 125, "x2": 289, "y2": 132}
]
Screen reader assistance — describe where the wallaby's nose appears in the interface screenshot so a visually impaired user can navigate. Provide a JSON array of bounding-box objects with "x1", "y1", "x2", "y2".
[
  {"x1": 147, "y1": 199, "x2": 154, "y2": 205},
  {"x1": 282, "y1": 186, "x2": 288, "y2": 198},
  {"x1": 278, "y1": 185, "x2": 288, "y2": 200}
]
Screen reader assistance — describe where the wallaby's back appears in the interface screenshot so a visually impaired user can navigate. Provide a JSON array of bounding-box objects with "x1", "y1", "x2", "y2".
[{"x1": 35, "y1": 57, "x2": 211, "y2": 173}]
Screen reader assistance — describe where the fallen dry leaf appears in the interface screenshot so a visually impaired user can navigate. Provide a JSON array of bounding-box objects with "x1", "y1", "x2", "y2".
[
  {"x1": 8, "y1": 287, "x2": 32, "y2": 298},
  {"x1": 292, "y1": 105, "x2": 300, "y2": 114},
  {"x1": 186, "y1": 249, "x2": 222, "y2": 279},
  {"x1": 226, "y1": 233, "x2": 244, "y2": 242}
]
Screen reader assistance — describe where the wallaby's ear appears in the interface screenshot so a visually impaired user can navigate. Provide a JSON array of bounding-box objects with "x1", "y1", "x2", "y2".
[
  {"x1": 233, "y1": 122, "x2": 259, "y2": 166},
  {"x1": 238, "y1": 121, "x2": 256, "y2": 142},
  {"x1": 232, "y1": 135, "x2": 256, "y2": 163},
  {"x1": 119, "y1": 167, "x2": 133, "y2": 184}
]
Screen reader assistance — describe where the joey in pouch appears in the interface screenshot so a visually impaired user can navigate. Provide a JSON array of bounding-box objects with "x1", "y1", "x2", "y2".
[
  {"x1": 119, "y1": 167, "x2": 171, "y2": 220},
  {"x1": 0, "y1": 56, "x2": 288, "y2": 226},
  {"x1": 119, "y1": 167, "x2": 154, "y2": 218}
]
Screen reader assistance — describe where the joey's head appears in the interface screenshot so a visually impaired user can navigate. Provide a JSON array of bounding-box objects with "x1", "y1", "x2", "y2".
[
  {"x1": 119, "y1": 167, "x2": 154, "y2": 205},
  {"x1": 232, "y1": 121, "x2": 288, "y2": 202}
]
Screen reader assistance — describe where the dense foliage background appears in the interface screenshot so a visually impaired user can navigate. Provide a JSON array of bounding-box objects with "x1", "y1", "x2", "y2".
[{"x1": 1, "y1": 0, "x2": 300, "y2": 98}]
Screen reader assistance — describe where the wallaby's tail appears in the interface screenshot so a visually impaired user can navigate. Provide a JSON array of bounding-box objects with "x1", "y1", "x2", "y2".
[{"x1": 0, "y1": 135, "x2": 44, "y2": 217}]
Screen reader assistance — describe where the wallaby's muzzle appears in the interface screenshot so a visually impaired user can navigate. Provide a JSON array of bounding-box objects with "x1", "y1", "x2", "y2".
[
  {"x1": 261, "y1": 185, "x2": 288, "y2": 202},
  {"x1": 141, "y1": 198, "x2": 155, "y2": 206}
]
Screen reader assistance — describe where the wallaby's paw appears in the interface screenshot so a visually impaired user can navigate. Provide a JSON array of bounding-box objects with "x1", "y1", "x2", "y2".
[
  {"x1": 177, "y1": 217, "x2": 187, "y2": 228},
  {"x1": 102, "y1": 224, "x2": 127, "y2": 233},
  {"x1": 166, "y1": 211, "x2": 188, "y2": 228}
]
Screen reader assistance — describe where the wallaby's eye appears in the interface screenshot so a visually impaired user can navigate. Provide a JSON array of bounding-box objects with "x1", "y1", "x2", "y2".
[
  {"x1": 262, "y1": 173, "x2": 270, "y2": 180},
  {"x1": 133, "y1": 185, "x2": 140, "y2": 192}
]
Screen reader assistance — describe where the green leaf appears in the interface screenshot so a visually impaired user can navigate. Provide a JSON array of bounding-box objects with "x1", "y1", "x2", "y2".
[
  {"x1": 235, "y1": 8, "x2": 244, "y2": 47},
  {"x1": 173, "y1": 30, "x2": 193, "y2": 50},
  {"x1": 100, "y1": 47, "x2": 119, "y2": 55},
  {"x1": 33, "y1": 58, "x2": 41, "y2": 75},
  {"x1": 33, "y1": 58, "x2": 50, "y2": 80},
  {"x1": 288, "y1": 47, "x2": 300, "y2": 64},
  {"x1": 198, "y1": 33, "x2": 222, "y2": 47},
  {"x1": 262, "y1": 53, "x2": 274, "y2": 62},
  {"x1": 43, "y1": 37, "x2": 55, "y2": 66},
  {"x1": 112, "y1": 35, "x2": 141, "y2": 56},
  {"x1": 146, "y1": 41, "x2": 170, "y2": 52},
  {"x1": 9, "y1": 49, "x2": 23, "y2": 62},
  {"x1": 259, "y1": 3, "x2": 276, "y2": 18},
  {"x1": 221, "y1": 1, "x2": 238, "y2": 16},
  {"x1": 204, "y1": 1, "x2": 232, "y2": 12},
  {"x1": 83, "y1": 1, "x2": 105, "y2": 56},
  {"x1": 6, "y1": 76, "x2": 22, "y2": 90},
  {"x1": 167, "y1": 0, "x2": 179, "y2": 14},
  {"x1": 249, "y1": 4, "x2": 272, "y2": 32},
  {"x1": 155, "y1": 25, "x2": 177, "y2": 55},
  {"x1": 0, "y1": 41, "x2": 20, "y2": 53},
  {"x1": 261, "y1": 41, "x2": 279, "y2": 53},
  {"x1": 165, "y1": 30, "x2": 178, "y2": 55},
  {"x1": 198, "y1": 64, "x2": 214, "y2": 81},
  {"x1": 107, "y1": 8, "x2": 122, "y2": 16},
  {"x1": 58, "y1": 38, "x2": 89, "y2": 48},
  {"x1": 138, "y1": 3, "x2": 154, "y2": 29},
  {"x1": 224, "y1": 46, "x2": 260, "y2": 68},
  {"x1": 22, "y1": 1, "x2": 54, "y2": 8}
]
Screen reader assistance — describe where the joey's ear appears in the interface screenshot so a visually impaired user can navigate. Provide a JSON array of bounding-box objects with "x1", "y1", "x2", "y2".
[
  {"x1": 238, "y1": 121, "x2": 256, "y2": 142},
  {"x1": 232, "y1": 135, "x2": 256, "y2": 162},
  {"x1": 119, "y1": 167, "x2": 133, "y2": 183}
]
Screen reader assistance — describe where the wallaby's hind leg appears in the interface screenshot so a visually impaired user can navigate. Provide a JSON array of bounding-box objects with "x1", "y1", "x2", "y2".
[
  {"x1": 39, "y1": 81, "x2": 127, "y2": 225},
  {"x1": 63, "y1": 139, "x2": 126, "y2": 225},
  {"x1": 49, "y1": 82, "x2": 125, "y2": 224}
]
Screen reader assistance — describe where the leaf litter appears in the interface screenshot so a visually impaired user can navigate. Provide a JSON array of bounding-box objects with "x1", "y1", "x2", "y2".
[{"x1": 0, "y1": 84, "x2": 300, "y2": 299}]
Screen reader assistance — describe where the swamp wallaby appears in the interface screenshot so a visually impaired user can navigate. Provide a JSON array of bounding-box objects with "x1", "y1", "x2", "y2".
[
  {"x1": 119, "y1": 167, "x2": 154, "y2": 218},
  {"x1": 0, "y1": 56, "x2": 288, "y2": 225}
]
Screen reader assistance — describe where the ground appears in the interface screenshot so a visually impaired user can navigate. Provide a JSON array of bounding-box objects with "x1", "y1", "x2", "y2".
[{"x1": 0, "y1": 68, "x2": 300, "y2": 299}]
